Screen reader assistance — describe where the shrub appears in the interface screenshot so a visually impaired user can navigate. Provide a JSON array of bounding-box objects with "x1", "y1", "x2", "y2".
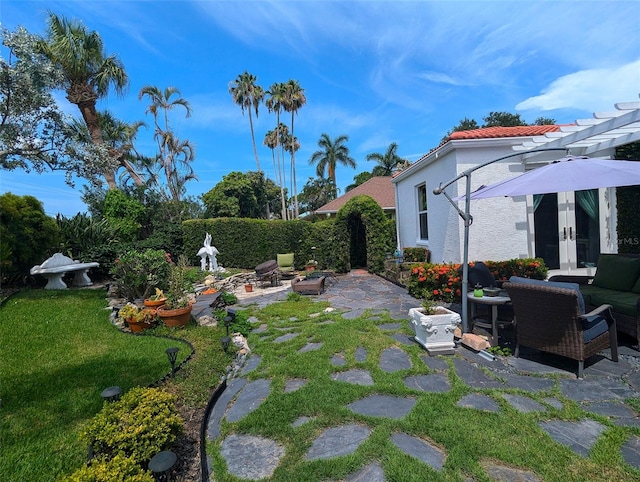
[
  {"x1": 406, "y1": 258, "x2": 547, "y2": 302},
  {"x1": 110, "y1": 249, "x2": 171, "y2": 301},
  {"x1": 0, "y1": 192, "x2": 60, "y2": 282},
  {"x1": 61, "y1": 454, "x2": 153, "y2": 482},
  {"x1": 103, "y1": 190, "x2": 145, "y2": 241},
  {"x1": 83, "y1": 387, "x2": 183, "y2": 464},
  {"x1": 403, "y1": 247, "x2": 430, "y2": 263}
]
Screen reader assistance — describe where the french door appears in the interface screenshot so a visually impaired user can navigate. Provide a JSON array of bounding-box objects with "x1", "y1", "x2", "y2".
[{"x1": 531, "y1": 189, "x2": 601, "y2": 273}]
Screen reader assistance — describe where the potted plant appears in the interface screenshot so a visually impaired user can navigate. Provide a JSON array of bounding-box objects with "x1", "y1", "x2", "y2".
[
  {"x1": 408, "y1": 296, "x2": 461, "y2": 355},
  {"x1": 157, "y1": 255, "x2": 193, "y2": 328},
  {"x1": 118, "y1": 303, "x2": 156, "y2": 332},
  {"x1": 144, "y1": 288, "x2": 166, "y2": 308},
  {"x1": 305, "y1": 259, "x2": 318, "y2": 273}
]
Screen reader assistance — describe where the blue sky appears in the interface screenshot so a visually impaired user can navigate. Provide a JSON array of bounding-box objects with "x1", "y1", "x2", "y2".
[{"x1": 2, "y1": 0, "x2": 639, "y2": 217}]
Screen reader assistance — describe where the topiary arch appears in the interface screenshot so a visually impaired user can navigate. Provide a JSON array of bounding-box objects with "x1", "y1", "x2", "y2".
[{"x1": 333, "y1": 195, "x2": 395, "y2": 273}]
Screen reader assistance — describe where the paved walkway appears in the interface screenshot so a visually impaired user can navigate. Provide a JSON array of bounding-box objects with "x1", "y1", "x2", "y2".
[{"x1": 201, "y1": 271, "x2": 640, "y2": 481}]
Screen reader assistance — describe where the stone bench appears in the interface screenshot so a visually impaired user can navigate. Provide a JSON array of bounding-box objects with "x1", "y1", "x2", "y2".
[{"x1": 30, "y1": 253, "x2": 100, "y2": 290}]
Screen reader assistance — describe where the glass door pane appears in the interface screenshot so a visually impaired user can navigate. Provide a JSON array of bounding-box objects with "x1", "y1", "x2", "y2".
[
  {"x1": 534, "y1": 193, "x2": 560, "y2": 269},
  {"x1": 575, "y1": 189, "x2": 600, "y2": 268}
]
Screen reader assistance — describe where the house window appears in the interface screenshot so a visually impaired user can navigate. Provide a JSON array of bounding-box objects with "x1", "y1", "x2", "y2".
[{"x1": 417, "y1": 184, "x2": 428, "y2": 240}]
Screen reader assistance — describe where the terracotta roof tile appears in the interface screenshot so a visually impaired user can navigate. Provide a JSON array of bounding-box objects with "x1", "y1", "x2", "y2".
[
  {"x1": 315, "y1": 176, "x2": 395, "y2": 214},
  {"x1": 448, "y1": 125, "x2": 561, "y2": 140}
]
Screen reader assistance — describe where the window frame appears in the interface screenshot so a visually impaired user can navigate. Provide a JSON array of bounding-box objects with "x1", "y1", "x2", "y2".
[{"x1": 417, "y1": 183, "x2": 428, "y2": 241}]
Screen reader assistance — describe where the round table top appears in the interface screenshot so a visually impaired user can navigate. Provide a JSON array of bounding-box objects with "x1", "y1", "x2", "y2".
[{"x1": 466, "y1": 291, "x2": 511, "y2": 304}]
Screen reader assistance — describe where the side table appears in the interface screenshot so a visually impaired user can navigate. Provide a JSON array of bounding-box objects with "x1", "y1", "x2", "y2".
[{"x1": 466, "y1": 291, "x2": 512, "y2": 346}]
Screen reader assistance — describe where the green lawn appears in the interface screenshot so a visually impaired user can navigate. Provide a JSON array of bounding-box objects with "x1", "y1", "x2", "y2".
[
  {"x1": 0, "y1": 289, "x2": 194, "y2": 480},
  {"x1": 2, "y1": 289, "x2": 639, "y2": 481}
]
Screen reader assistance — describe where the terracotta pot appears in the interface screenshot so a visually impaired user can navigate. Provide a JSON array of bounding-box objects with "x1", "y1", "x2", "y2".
[
  {"x1": 244, "y1": 284, "x2": 253, "y2": 293},
  {"x1": 144, "y1": 298, "x2": 166, "y2": 308},
  {"x1": 127, "y1": 320, "x2": 154, "y2": 333},
  {"x1": 157, "y1": 304, "x2": 192, "y2": 327}
]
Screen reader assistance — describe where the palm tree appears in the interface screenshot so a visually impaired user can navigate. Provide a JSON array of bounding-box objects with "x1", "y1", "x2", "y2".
[
  {"x1": 366, "y1": 142, "x2": 404, "y2": 176},
  {"x1": 266, "y1": 83, "x2": 288, "y2": 217},
  {"x1": 66, "y1": 111, "x2": 146, "y2": 187},
  {"x1": 282, "y1": 80, "x2": 306, "y2": 218},
  {"x1": 138, "y1": 85, "x2": 196, "y2": 201},
  {"x1": 39, "y1": 12, "x2": 128, "y2": 189},
  {"x1": 309, "y1": 133, "x2": 356, "y2": 197},
  {"x1": 229, "y1": 71, "x2": 264, "y2": 172},
  {"x1": 264, "y1": 128, "x2": 287, "y2": 219}
]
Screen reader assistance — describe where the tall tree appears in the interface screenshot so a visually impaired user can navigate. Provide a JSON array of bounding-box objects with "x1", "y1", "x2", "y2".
[
  {"x1": 229, "y1": 71, "x2": 264, "y2": 172},
  {"x1": 282, "y1": 79, "x2": 306, "y2": 218},
  {"x1": 482, "y1": 111, "x2": 527, "y2": 127},
  {"x1": 309, "y1": 133, "x2": 356, "y2": 198},
  {"x1": 265, "y1": 83, "x2": 288, "y2": 218},
  {"x1": 366, "y1": 142, "x2": 404, "y2": 176},
  {"x1": 297, "y1": 176, "x2": 335, "y2": 214},
  {"x1": 38, "y1": 12, "x2": 128, "y2": 189},
  {"x1": 138, "y1": 85, "x2": 196, "y2": 201},
  {"x1": 263, "y1": 128, "x2": 286, "y2": 219},
  {"x1": 66, "y1": 111, "x2": 146, "y2": 187},
  {"x1": 533, "y1": 116, "x2": 556, "y2": 125}
]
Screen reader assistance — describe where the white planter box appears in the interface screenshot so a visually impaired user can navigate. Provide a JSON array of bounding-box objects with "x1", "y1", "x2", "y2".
[{"x1": 409, "y1": 307, "x2": 461, "y2": 355}]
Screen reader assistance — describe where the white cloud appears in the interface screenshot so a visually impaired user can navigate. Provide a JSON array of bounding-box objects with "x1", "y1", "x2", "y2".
[{"x1": 516, "y1": 60, "x2": 640, "y2": 112}]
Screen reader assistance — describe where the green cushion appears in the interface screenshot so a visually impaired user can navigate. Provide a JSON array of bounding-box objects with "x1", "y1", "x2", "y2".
[
  {"x1": 592, "y1": 254, "x2": 640, "y2": 292},
  {"x1": 277, "y1": 253, "x2": 294, "y2": 270},
  {"x1": 633, "y1": 275, "x2": 640, "y2": 295},
  {"x1": 587, "y1": 288, "x2": 640, "y2": 317}
]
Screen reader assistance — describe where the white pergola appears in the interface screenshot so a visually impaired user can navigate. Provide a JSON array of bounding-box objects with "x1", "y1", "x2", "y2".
[{"x1": 514, "y1": 101, "x2": 640, "y2": 155}]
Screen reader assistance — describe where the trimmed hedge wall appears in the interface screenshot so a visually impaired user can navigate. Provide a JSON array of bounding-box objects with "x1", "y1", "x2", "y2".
[{"x1": 183, "y1": 196, "x2": 396, "y2": 274}]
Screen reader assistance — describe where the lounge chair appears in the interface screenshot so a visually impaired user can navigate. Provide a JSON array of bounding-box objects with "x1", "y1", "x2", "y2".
[
  {"x1": 504, "y1": 280, "x2": 618, "y2": 378},
  {"x1": 277, "y1": 253, "x2": 295, "y2": 278}
]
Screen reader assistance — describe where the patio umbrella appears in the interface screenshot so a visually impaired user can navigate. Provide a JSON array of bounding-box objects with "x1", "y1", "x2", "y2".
[
  {"x1": 436, "y1": 153, "x2": 640, "y2": 333},
  {"x1": 459, "y1": 156, "x2": 640, "y2": 201}
]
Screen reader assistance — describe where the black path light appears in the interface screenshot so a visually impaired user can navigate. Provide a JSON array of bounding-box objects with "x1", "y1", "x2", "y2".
[
  {"x1": 221, "y1": 307, "x2": 236, "y2": 352},
  {"x1": 100, "y1": 386, "x2": 122, "y2": 402},
  {"x1": 148, "y1": 450, "x2": 177, "y2": 481},
  {"x1": 165, "y1": 347, "x2": 179, "y2": 376}
]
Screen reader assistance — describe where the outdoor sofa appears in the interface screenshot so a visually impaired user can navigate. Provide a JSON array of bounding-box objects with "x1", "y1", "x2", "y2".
[
  {"x1": 291, "y1": 276, "x2": 326, "y2": 295},
  {"x1": 550, "y1": 253, "x2": 640, "y2": 347}
]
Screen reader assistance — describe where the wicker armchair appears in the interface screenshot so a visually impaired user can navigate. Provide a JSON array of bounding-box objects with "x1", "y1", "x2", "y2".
[{"x1": 503, "y1": 281, "x2": 618, "y2": 378}]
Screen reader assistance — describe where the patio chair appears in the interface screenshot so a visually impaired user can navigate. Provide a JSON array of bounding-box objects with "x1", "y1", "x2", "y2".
[
  {"x1": 277, "y1": 253, "x2": 295, "y2": 278},
  {"x1": 503, "y1": 280, "x2": 618, "y2": 378}
]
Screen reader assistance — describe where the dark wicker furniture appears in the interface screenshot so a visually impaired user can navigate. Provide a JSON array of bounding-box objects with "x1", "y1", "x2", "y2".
[
  {"x1": 291, "y1": 276, "x2": 326, "y2": 295},
  {"x1": 504, "y1": 281, "x2": 618, "y2": 378}
]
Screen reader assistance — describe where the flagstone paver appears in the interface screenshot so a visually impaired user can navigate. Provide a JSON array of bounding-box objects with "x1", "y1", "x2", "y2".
[
  {"x1": 538, "y1": 419, "x2": 606, "y2": 457},
  {"x1": 332, "y1": 368, "x2": 374, "y2": 386},
  {"x1": 220, "y1": 434, "x2": 284, "y2": 480},
  {"x1": 272, "y1": 332, "x2": 300, "y2": 343},
  {"x1": 502, "y1": 394, "x2": 547, "y2": 413},
  {"x1": 225, "y1": 379, "x2": 271, "y2": 422},
  {"x1": 305, "y1": 425, "x2": 372, "y2": 460},
  {"x1": 391, "y1": 432, "x2": 445, "y2": 471},
  {"x1": 298, "y1": 342, "x2": 323, "y2": 353},
  {"x1": 621, "y1": 435, "x2": 640, "y2": 469},
  {"x1": 379, "y1": 346, "x2": 412, "y2": 372},
  {"x1": 284, "y1": 378, "x2": 307, "y2": 393},
  {"x1": 204, "y1": 271, "x2": 640, "y2": 480},
  {"x1": 457, "y1": 393, "x2": 501, "y2": 412},
  {"x1": 344, "y1": 462, "x2": 386, "y2": 481},
  {"x1": 348, "y1": 395, "x2": 416, "y2": 419},
  {"x1": 404, "y1": 374, "x2": 451, "y2": 393}
]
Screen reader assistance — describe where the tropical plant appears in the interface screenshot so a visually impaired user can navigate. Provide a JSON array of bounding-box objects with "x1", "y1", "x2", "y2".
[
  {"x1": 282, "y1": 79, "x2": 306, "y2": 218},
  {"x1": 229, "y1": 71, "x2": 264, "y2": 172},
  {"x1": 366, "y1": 142, "x2": 404, "y2": 176},
  {"x1": 138, "y1": 85, "x2": 196, "y2": 201},
  {"x1": 164, "y1": 254, "x2": 193, "y2": 309},
  {"x1": 110, "y1": 249, "x2": 171, "y2": 301},
  {"x1": 38, "y1": 12, "x2": 128, "y2": 189},
  {"x1": 309, "y1": 133, "x2": 356, "y2": 197}
]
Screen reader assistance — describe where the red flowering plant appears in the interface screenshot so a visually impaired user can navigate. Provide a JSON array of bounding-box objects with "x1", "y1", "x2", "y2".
[
  {"x1": 407, "y1": 263, "x2": 462, "y2": 303},
  {"x1": 483, "y1": 258, "x2": 547, "y2": 282}
]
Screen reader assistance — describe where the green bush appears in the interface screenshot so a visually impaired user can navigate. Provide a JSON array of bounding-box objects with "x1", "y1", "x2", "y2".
[
  {"x1": 0, "y1": 192, "x2": 60, "y2": 283},
  {"x1": 110, "y1": 249, "x2": 171, "y2": 301},
  {"x1": 61, "y1": 454, "x2": 153, "y2": 482},
  {"x1": 402, "y1": 247, "x2": 430, "y2": 262},
  {"x1": 83, "y1": 387, "x2": 183, "y2": 464}
]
